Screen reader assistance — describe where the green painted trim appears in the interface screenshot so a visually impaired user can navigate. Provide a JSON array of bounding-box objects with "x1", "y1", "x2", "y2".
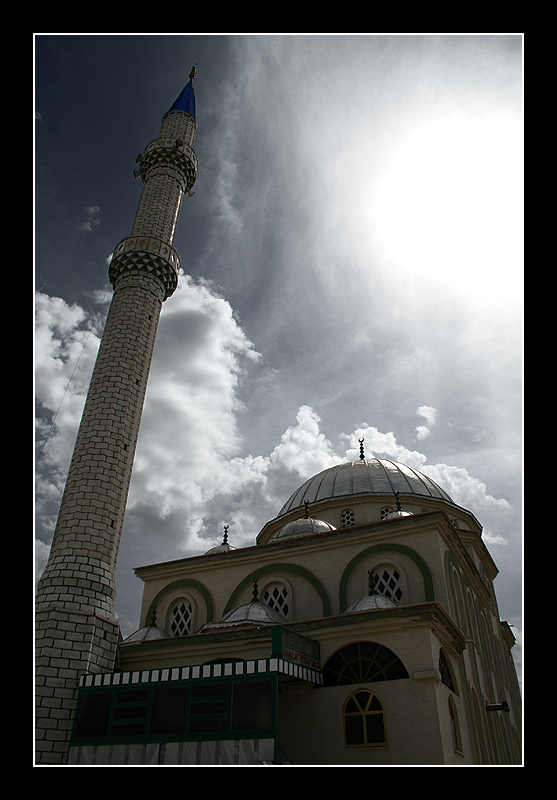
[
  {"x1": 71, "y1": 673, "x2": 278, "y2": 748},
  {"x1": 147, "y1": 579, "x2": 215, "y2": 625},
  {"x1": 339, "y1": 544, "x2": 435, "y2": 611},
  {"x1": 224, "y1": 563, "x2": 331, "y2": 617}
]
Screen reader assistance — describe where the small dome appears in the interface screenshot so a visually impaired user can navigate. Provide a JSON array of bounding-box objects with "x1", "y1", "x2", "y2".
[
  {"x1": 205, "y1": 541, "x2": 232, "y2": 555},
  {"x1": 205, "y1": 524, "x2": 236, "y2": 555},
  {"x1": 344, "y1": 594, "x2": 398, "y2": 614},
  {"x1": 122, "y1": 624, "x2": 169, "y2": 644},
  {"x1": 384, "y1": 509, "x2": 413, "y2": 520},
  {"x1": 203, "y1": 600, "x2": 286, "y2": 630},
  {"x1": 384, "y1": 490, "x2": 413, "y2": 520},
  {"x1": 274, "y1": 517, "x2": 336, "y2": 540},
  {"x1": 202, "y1": 579, "x2": 286, "y2": 630}
]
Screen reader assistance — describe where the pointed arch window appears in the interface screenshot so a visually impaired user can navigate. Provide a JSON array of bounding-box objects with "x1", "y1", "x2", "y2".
[{"x1": 343, "y1": 689, "x2": 386, "y2": 747}]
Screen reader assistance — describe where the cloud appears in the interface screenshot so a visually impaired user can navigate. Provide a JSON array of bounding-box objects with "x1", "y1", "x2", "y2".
[
  {"x1": 35, "y1": 291, "x2": 108, "y2": 579},
  {"x1": 35, "y1": 280, "x2": 515, "y2": 631},
  {"x1": 415, "y1": 405, "x2": 437, "y2": 441},
  {"x1": 76, "y1": 205, "x2": 102, "y2": 232},
  {"x1": 483, "y1": 530, "x2": 508, "y2": 546}
]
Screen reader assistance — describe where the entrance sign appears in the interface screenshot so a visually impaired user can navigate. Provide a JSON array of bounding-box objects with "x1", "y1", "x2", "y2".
[{"x1": 271, "y1": 626, "x2": 321, "y2": 670}]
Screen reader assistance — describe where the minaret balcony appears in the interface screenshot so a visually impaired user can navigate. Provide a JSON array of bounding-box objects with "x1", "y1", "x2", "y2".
[
  {"x1": 138, "y1": 137, "x2": 198, "y2": 195},
  {"x1": 109, "y1": 235, "x2": 181, "y2": 300}
]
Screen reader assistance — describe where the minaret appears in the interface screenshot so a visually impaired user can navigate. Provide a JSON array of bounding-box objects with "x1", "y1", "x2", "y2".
[{"x1": 35, "y1": 68, "x2": 198, "y2": 764}]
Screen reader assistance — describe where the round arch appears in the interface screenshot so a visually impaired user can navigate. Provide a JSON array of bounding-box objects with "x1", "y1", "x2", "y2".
[
  {"x1": 322, "y1": 640, "x2": 410, "y2": 686},
  {"x1": 224, "y1": 563, "x2": 331, "y2": 617},
  {"x1": 146, "y1": 578, "x2": 215, "y2": 626},
  {"x1": 339, "y1": 543, "x2": 435, "y2": 611}
]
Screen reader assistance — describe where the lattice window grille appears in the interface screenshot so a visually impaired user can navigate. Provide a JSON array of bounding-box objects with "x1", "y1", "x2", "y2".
[
  {"x1": 375, "y1": 567, "x2": 403, "y2": 604},
  {"x1": 262, "y1": 582, "x2": 289, "y2": 618},
  {"x1": 170, "y1": 600, "x2": 193, "y2": 636}
]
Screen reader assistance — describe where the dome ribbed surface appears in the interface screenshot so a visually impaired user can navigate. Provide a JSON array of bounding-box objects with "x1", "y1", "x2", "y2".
[
  {"x1": 274, "y1": 517, "x2": 336, "y2": 540},
  {"x1": 203, "y1": 601, "x2": 286, "y2": 629},
  {"x1": 344, "y1": 594, "x2": 398, "y2": 613},
  {"x1": 278, "y1": 458, "x2": 453, "y2": 516}
]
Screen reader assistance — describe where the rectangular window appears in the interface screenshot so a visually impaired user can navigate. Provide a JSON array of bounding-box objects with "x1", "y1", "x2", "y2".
[
  {"x1": 71, "y1": 675, "x2": 276, "y2": 745},
  {"x1": 73, "y1": 692, "x2": 112, "y2": 739},
  {"x1": 231, "y1": 680, "x2": 272, "y2": 731},
  {"x1": 149, "y1": 687, "x2": 188, "y2": 735}
]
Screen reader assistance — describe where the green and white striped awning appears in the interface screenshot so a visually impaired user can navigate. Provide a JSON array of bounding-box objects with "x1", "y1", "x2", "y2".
[{"x1": 79, "y1": 655, "x2": 323, "y2": 688}]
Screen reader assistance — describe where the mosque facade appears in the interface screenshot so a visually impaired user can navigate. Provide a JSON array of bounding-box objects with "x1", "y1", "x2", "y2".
[
  {"x1": 35, "y1": 70, "x2": 522, "y2": 766},
  {"x1": 68, "y1": 456, "x2": 522, "y2": 765}
]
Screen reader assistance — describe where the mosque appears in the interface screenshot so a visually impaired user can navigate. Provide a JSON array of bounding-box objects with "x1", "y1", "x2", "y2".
[{"x1": 35, "y1": 68, "x2": 522, "y2": 766}]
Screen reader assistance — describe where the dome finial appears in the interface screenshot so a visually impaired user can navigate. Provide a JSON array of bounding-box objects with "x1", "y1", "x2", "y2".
[
  {"x1": 304, "y1": 500, "x2": 310, "y2": 519},
  {"x1": 189, "y1": 64, "x2": 197, "y2": 81},
  {"x1": 222, "y1": 524, "x2": 229, "y2": 545},
  {"x1": 252, "y1": 578, "x2": 259, "y2": 601},
  {"x1": 359, "y1": 437, "x2": 365, "y2": 460},
  {"x1": 368, "y1": 570, "x2": 378, "y2": 596},
  {"x1": 395, "y1": 491, "x2": 402, "y2": 511}
]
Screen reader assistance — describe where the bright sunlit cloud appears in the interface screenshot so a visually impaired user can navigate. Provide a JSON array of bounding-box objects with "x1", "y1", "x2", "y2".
[{"x1": 369, "y1": 113, "x2": 523, "y2": 305}]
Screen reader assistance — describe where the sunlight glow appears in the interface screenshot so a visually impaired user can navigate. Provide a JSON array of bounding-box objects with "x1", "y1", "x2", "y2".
[{"x1": 369, "y1": 114, "x2": 523, "y2": 305}]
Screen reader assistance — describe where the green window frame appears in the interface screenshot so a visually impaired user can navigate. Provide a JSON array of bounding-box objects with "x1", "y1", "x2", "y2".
[{"x1": 71, "y1": 674, "x2": 277, "y2": 746}]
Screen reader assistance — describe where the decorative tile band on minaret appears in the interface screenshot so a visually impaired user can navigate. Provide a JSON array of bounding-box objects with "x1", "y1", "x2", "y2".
[{"x1": 35, "y1": 69, "x2": 198, "y2": 765}]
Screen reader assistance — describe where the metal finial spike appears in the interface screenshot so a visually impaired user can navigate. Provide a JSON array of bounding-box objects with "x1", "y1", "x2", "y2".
[
  {"x1": 252, "y1": 579, "x2": 259, "y2": 601},
  {"x1": 368, "y1": 570, "x2": 378, "y2": 596},
  {"x1": 395, "y1": 491, "x2": 402, "y2": 512},
  {"x1": 223, "y1": 524, "x2": 229, "y2": 544},
  {"x1": 359, "y1": 437, "x2": 365, "y2": 460},
  {"x1": 304, "y1": 500, "x2": 310, "y2": 519},
  {"x1": 189, "y1": 64, "x2": 197, "y2": 81}
]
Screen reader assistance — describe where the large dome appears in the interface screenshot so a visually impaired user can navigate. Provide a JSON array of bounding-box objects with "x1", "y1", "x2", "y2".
[{"x1": 278, "y1": 458, "x2": 453, "y2": 516}]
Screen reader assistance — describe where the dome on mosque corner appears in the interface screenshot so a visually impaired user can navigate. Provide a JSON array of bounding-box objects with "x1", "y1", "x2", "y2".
[
  {"x1": 344, "y1": 593, "x2": 398, "y2": 614},
  {"x1": 277, "y1": 458, "x2": 454, "y2": 517},
  {"x1": 122, "y1": 624, "x2": 169, "y2": 644},
  {"x1": 201, "y1": 581, "x2": 286, "y2": 630}
]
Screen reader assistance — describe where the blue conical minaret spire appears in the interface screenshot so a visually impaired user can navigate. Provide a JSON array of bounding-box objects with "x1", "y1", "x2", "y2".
[{"x1": 169, "y1": 65, "x2": 197, "y2": 118}]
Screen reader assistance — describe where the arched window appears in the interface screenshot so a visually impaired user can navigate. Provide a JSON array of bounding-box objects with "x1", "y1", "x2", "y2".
[
  {"x1": 170, "y1": 598, "x2": 193, "y2": 636},
  {"x1": 343, "y1": 689, "x2": 386, "y2": 747},
  {"x1": 322, "y1": 642, "x2": 409, "y2": 686},
  {"x1": 262, "y1": 581, "x2": 289, "y2": 619},
  {"x1": 449, "y1": 697, "x2": 463, "y2": 752},
  {"x1": 439, "y1": 649, "x2": 457, "y2": 694},
  {"x1": 373, "y1": 565, "x2": 404, "y2": 604}
]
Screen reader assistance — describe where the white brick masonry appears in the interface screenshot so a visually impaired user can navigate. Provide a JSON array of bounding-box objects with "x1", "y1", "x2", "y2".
[{"x1": 35, "y1": 84, "x2": 198, "y2": 764}]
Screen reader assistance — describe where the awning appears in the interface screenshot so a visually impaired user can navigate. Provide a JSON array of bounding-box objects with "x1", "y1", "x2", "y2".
[{"x1": 79, "y1": 655, "x2": 323, "y2": 689}]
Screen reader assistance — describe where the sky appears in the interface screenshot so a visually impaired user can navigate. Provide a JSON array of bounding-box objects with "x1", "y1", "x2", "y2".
[{"x1": 34, "y1": 34, "x2": 523, "y2": 678}]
